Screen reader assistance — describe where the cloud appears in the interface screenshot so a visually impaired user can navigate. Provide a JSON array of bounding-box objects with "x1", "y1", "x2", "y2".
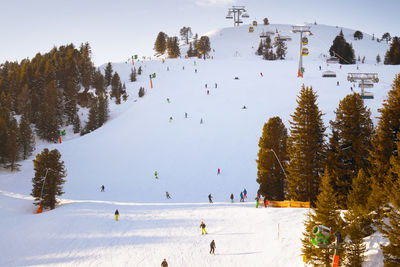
[{"x1": 195, "y1": 0, "x2": 236, "y2": 7}]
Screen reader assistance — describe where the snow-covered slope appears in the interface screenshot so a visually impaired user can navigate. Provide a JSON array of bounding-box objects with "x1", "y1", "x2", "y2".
[{"x1": 0, "y1": 23, "x2": 397, "y2": 266}]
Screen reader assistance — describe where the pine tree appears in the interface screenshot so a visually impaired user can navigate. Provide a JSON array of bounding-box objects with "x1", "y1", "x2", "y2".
[
  {"x1": 329, "y1": 32, "x2": 355, "y2": 64},
  {"x1": 353, "y1": 31, "x2": 363, "y2": 40},
  {"x1": 5, "y1": 118, "x2": 19, "y2": 171},
  {"x1": 154, "y1": 32, "x2": 167, "y2": 55},
  {"x1": 187, "y1": 43, "x2": 195, "y2": 57},
  {"x1": 263, "y1": 35, "x2": 275, "y2": 60},
  {"x1": 274, "y1": 40, "x2": 287, "y2": 60},
  {"x1": 384, "y1": 36, "x2": 400, "y2": 65},
  {"x1": 18, "y1": 114, "x2": 35, "y2": 160},
  {"x1": 122, "y1": 83, "x2": 128, "y2": 101},
  {"x1": 179, "y1": 26, "x2": 192, "y2": 45},
  {"x1": 73, "y1": 114, "x2": 81, "y2": 134},
  {"x1": 166, "y1": 37, "x2": 181, "y2": 58},
  {"x1": 197, "y1": 36, "x2": 211, "y2": 58},
  {"x1": 138, "y1": 66, "x2": 142, "y2": 75},
  {"x1": 104, "y1": 62, "x2": 113, "y2": 87},
  {"x1": 377, "y1": 54, "x2": 381, "y2": 64},
  {"x1": 256, "y1": 40, "x2": 264, "y2": 56},
  {"x1": 36, "y1": 81, "x2": 60, "y2": 142},
  {"x1": 301, "y1": 171, "x2": 342, "y2": 266},
  {"x1": 31, "y1": 148, "x2": 66, "y2": 210},
  {"x1": 256, "y1": 117, "x2": 288, "y2": 200},
  {"x1": 327, "y1": 93, "x2": 373, "y2": 208},
  {"x1": 263, "y1": 18, "x2": 269, "y2": 25},
  {"x1": 83, "y1": 99, "x2": 98, "y2": 134},
  {"x1": 97, "y1": 93, "x2": 109, "y2": 127},
  {"x1": 344, "y1": 209, "x2": 367, "y2": 267},
  {"x1": 378, "y1": 141, "x2": 400, "y2": 265},
  {"x1": 111, "y1": 72, "x2": 122, "y2": 104},
  {"x1": 287, "y1": 85, "x2": 325, "y2": 204},
  {"x1": 369, "y1": 74, "x2": 400, "y2": 211},
  {"x1": 0, "y1": 117, "x2": 8, "y2": 165},
  {"x1": 93, "y1": 69, "x2": 105, "y2": 96},
  {"x1": 287, "y1": 85, "x2": 326, "y2": 205},
  {"x1": 382, "y1": 32, "x2": 392, "y2": 43},
  {"x1": 130, "y1": 68, "x2": 137, "y2": 82}
]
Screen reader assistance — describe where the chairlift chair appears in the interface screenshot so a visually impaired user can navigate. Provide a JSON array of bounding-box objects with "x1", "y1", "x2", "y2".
[
  {"x1": 359, "y1": 80, "x2": 374, "y2": 88},
  {"x1": 302, "y1": 48, "x2": 309, "y2": 56},
  {"x1": 248, "y1": 27, "x2": 254, "y2": 33},
  {"x1": 322, "y1": 71, "x2": 336, "y2": 78},
  {"x1": 302, "y1": 37, "x2": 308, "y2": 45},
  {"x1": 326, "y1": 57, "x2": 339, "y2": 63},
  {"x1": 226, "y1": 15, "x2": 233, "y2": 19},
  {"x1": 242, "y1": 13, "x2": 249, "y2": 18},
  {"x1": 252, "y1": 21, "x2": 258, "y2": 26},
  {"x1": 362, "y1": 91, "x2": 374, "y2": 99}
]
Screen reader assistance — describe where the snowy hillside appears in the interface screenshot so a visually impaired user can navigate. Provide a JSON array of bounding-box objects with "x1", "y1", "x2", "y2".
[{"x1": 0, "y1": 23, "x2": 398, "y2": 266}]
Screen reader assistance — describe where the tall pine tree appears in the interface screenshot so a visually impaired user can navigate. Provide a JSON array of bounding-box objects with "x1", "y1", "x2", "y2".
[
  {"x1": 154, "y1": 32, "x2": 167, "y2": 55},
  {"x1": 256, "y1": 117, "x2": 288, "y2": 200},
  {"x1": 287, "y1": 85, "x2": 326, "y2": 205}
]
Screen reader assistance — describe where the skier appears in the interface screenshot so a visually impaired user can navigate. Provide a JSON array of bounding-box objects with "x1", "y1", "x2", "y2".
[
  {"x1": 115, "y1": 209, "x2": 119, "y2": 221},
  {"x1": 101, "y1": 185, "x2": 105, "y2": 192},
  {"x1": 230, "y1": 193, "x2": 234, "y2": 203},
  {"x1": 240, "y1": 191, "x2": 244, "y2": 202},
  {"x1": 161, "y1": 259, "x2": 168, "y2": 267},
  {"x1": 155, "y1": 171, "x2": 159, "y2": 179},
  {"x1": 217, "y1": 168, "x2": 220, "y2": 175},
  {"x1": 264, "y1": 196, "x2": 268, "y2": 207},
  {"x1": 36, "y1": 203, "x2": 43, "y2": 214},
  {"x1": 167, "y1": 67, "x2": 169, "y2": 71},
  {"x1": 260, "y1": 72, "x2": 263, "y2": 77},
  {"x1": 350, "y1": 87, "x2": 353, "y2": 92},
  {"x1": 319, "y1": 66, "x2": 321, "y2": 70},
  {"x1": 195, "y1": 69, "x2": 197, "y2": 73},
  {"x1": 210, "y1": 240, "x2": 216, "y2": 254},
  {"x1": 215, "y1": 83, "x2": 217, "y2": 88},
  {"x1": 242, "y1": 105, "x2": 247, "y2": 109},
  {"x1": 208, "y1": 194, "x2": 213, "y2": 203},
  {"x1": 337, "y1": 81, "x2": 340, "y2": 86},
  {"x1": 182, "y1": 66, "x2": 185, "y2": 70},
  {"x1": 207, "y1": 90, "x2": 209, "y2": 95},
  {"x1": 167, "y1": 98, "x2": 170, "y2": 103},
  {"x1": 169, "y1": 117, "x2": 173, "y2": 123},
  {"x1": 200, "y1": 221, "x2": 208, "y2": 235},
  {"x1": 166, "y1": 192, "x2": 171, "y2": 199},
  {"x1": 200, "y1": 118, "x2": 203, "y2": 124},
  {"x1": 255, "y1": 196, "x2": 260, "y2": 208},
  {"x1": 340, "y1": 65, "x2": 342, "y2": 69},
  {"x1": 205, "y1": 83, "x2": 207, "y2": 88},
  {"x1": 243, "y1": 188, "x2": 247, "y2": 198},
  {"x1": 185, "y1": 112, "x2": 188, "y2": 118}
]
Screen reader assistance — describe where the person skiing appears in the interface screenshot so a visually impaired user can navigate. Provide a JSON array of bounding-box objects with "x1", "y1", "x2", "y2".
[
  {"x1": 337, "y1": 81, "x2": 339, "y2": 86},
  {"x1": 169, "y1": 117, "x2": 173, "y2": 123},
  {"x1": 255, "y1": 196, "x2": 260, "y2": 208},
  {"x1": 200, "y1": 221, "x2": 208, "y2": 235},
  {"x1": 230, "y1": 193, "x2": 234, "y2": 203},
  {"x1": 185, "y1": 112, "x2": 188, "y2": 118},
  {"x1": 242, "y1": 105, "x2": 247, "y2": 109},
  {"x1": 155, "y1": 171, "x2": 159, "y2": 179},
  {"x1": 319, "y1": 65, "x2": 321, "y2": 70},
  {"x1": 101, "y1": 185, "x2": 105, "y2": 192},
  {"x1": 200, "y1": 118, "x2": 203, "y2": 124},
  {"x1": 260, "y1": 72, "x2": 263, "y2": 77},
  {"x1": 205, "y1": 83, "x2": 207, "y2": 88},
  {"x1": 208, "y1": 194, "x2": 213, "y2": 203},
  {"x1": 215, "y1": 83, "x2": 217, "y2": 88},
  {"x1": 207, "y1": 90, "x2": 209, "y2": 95},
  {"x1": 182, "y1": 66, "x2": 185, "y2": 70},
  {"x1": 167, "y1": 98, "x2": 170, "y2": 103},
  {"x1": 217, "y1": 168, "x2": 220, "y2": 175},
  {"x1": 243, "y1": 188, "x2": 247, "y2": 198},
  {"x1": 195, "y1": 69, "x2": 197, "y2": 73},
  {"x1": 115, "y1": 209, "x2": 119, "y2": 221},
  {"x1": 210, "y1": 240, "x2": 216, "y2": 254},
  {"x1": 350, "y1": 87, "x2": 353, "y2": 92},
  {"x1": 240, "y1": 192, "x2": 244, "y2": 202},
  {"x1": 166, "y1": 192, "x2": 171, "y2": 199},
  {"x1": 167, "y1": 67, "x2": 169, "y2": 71},
  {"x1": 161, "y1": 259, "x2": 168, "y2": 267}
]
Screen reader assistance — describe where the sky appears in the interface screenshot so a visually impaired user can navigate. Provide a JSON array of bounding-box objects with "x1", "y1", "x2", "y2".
[{"x1": 1, "y1": 0, "x2": 399, "y2": 66}]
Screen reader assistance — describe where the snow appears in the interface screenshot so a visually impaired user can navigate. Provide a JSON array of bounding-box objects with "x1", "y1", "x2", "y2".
[{"x1": 0, "y1": 23, "x2": 397, "y2": 266}]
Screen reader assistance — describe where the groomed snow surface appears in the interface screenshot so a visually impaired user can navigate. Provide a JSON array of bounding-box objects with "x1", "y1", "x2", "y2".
[{"x1": 0, "y1": 24, "x2": 397, "y2": 266}]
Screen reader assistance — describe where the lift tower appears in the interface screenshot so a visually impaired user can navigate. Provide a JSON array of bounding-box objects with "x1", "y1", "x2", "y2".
[
  {"x1": 226, "y1": 6, "x2": 248, "y2": 27},
  {"x1": 292, "y1": 25, "x2": 311, "y2": 78}
]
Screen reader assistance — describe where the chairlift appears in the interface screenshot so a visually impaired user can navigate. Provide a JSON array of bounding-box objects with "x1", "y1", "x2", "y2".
[
  {"x1": 322, "y1": 70, "x2": 336, "y2": 78},
  {"x1": 252, "y1": 21, "x2": 258, "y2": 26},
  {"x1": 237, "y1": 20, "x2": 243, "y2": 24},
  {"x1": 274, "y1": 35, "x2": 292, "y2": 42},
  {"x1": 302, "y1": 37, "x2": 308, "y2": 45},
  {"x1": 242, "y1": 13, "x2": 249, "y2": 18},
  {"x1": 226, "y1": 15, "x2": 233, "y2": 19},
  {"x1": 302, "y1": 48, "x2": 309, "y2": 56},
  {"x1": 326, "y1": 57, "x2": 339, "y2": 63},
  {"x1": 248, "y1": 27, "x2": 254, "y2": 33},
  {"x1": 359, "y1": 80, "x2": 374, "y2": 88},
  {"x1": 362, "y1": 91, "x2": 374, "y2": 99}
]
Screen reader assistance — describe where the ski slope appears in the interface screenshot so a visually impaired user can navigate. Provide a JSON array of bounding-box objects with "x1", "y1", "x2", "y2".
[{"x1": 0, "y1": 23, "x2": 397, "y2": 266}]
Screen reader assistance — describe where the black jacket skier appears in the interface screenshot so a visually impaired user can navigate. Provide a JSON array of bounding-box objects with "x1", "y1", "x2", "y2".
[
  {"x1": 210, "y1": 240, "x2": 216, "y2": 254},
  {"x1": 208, "y1": 194, "x2": 213, "y2": 203}
]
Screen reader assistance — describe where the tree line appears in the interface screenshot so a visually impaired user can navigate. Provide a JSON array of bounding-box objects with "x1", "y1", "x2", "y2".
[
  {"x1": 0, "y1": 43, "x2": 129, "y2": 170},
  {"x1": 257, "y1": 74, "x2": 400, "y2": 265}
]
